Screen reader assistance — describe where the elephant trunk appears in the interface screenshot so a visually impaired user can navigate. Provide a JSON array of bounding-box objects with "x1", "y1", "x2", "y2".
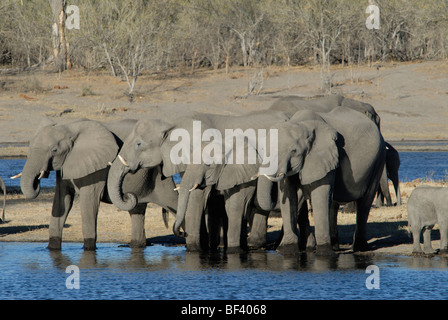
[
  {"x1": 20, "y1": 155, "x2": 45, "y2": 200},
  {"x1": 107, "y1": 158, "x2": 138, "y2": 211},
  {"x1": 173, "y1": 185, "x2": 190, "y2": 238},
  {"x1": 256, "y1": 176, "x2": 277, "y2": 211}
]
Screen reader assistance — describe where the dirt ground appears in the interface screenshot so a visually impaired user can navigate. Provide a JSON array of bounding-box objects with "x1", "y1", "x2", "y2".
[{"x1": 0, "y1": 60, "x2": 447, "y2": 255}]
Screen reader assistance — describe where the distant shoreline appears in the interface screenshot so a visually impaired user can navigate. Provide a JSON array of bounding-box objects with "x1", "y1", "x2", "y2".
[{"x1": 388, "y1": 140, "x2": 448, "y2": 152}]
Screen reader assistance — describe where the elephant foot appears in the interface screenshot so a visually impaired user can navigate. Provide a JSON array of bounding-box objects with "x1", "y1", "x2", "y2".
[
  {"x1": 48, "y1": 237, "x2": 62, "y2": 250},
  {"x1": 315, "y1": 244, "x2": 336, "y2": 256},
  {"x1": 423, "y1": 247, "x2": 437, "y2": 255},
  {"x1": 352, "y1": 239, "x2": 370, "y2": 253},
  {"x1": 83, "y1": 238, "x2": 97, "y2": 251},
  {"x1": 276, "y1": 243, "x2": 300, "y2": 255},
  {"x1": 332, "y1": 242, "x2": 340, "y2": 251},
  {"x1": 302, "y1": 234, "x2": 316, "y2": 252},
  {"x1": 186, "y1": 243, "x2": 205, "y2": 252},
  {"x1": 225, "y1": 246, "x2": 247, "y2": 254},
  {"x1": 412, "y1": 251, "x2": 436, "y2": 258},
  {"x1": 129, "y1": 239, "x2": 147, "y2": 248},
  {"x1": 247, "y1": 237, "x2": 266, "y2": 251},
  {"x1": 438, "y1": 249, "x2": 448, "y2": 256}
]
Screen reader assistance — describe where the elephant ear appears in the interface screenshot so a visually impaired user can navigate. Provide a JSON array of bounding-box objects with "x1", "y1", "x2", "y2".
[
  {"x1": 62, "y1": 120, "x2": 119, "y2": 180},
  {"x1": 160, "y1": 125, "x2": 188, "y2": 178},
  {"x1": 299, "y1": 120, "x2": 339, "y2": 185},
  {"x1": 215, "y1": 134, "x2": 261, "y2": 191}
]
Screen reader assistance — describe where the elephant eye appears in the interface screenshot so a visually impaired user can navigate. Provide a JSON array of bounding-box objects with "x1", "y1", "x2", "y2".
[
  {"x1": 51, "y1": 147, "x2": 58, "y2": 154},
  {"x1": 135, "y1": 139, "x2": 143, "y2": 149}
]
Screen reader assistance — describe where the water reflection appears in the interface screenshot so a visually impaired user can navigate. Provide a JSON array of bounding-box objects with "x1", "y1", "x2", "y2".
[
  {"x1": 2, "y1": 243, "x2": 447, "y2": 300},
  {"x1": 44, "y1": 245, "x2": 380, "y2": 273}
]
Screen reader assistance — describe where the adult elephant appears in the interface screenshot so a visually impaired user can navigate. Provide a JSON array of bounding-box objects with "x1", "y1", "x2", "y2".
[
  {"x1": 0, "y1": 176, "x2": 5, "y2": 223},
  {"x1": 108, "y1": 110, "x2": 289, "y2": 253},
  {"x1": 248, "y1": 94, "x2": 384, "y2": 246},
  {"x1": 256, "y1": 107, "x2": 386, "y2": 255},
  {"x1": 270, "y1": 94, "x2": 381, "y2": 127},
  {"x1": 15, "y1": 118, "x2": 178, "y2": 250}
]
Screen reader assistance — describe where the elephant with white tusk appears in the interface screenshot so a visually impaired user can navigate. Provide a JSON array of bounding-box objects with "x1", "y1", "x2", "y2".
[
  {"x1": 108, "y1": 110, "x2": 289, "y2": 253},
  {"x1": 17, "y1": 118, "x2": 179, "y2": 250},
  {"x1": 255, "y1": 107, "x2": 386, "y2": 255}
]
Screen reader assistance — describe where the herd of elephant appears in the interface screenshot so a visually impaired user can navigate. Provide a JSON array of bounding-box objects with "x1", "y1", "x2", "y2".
[{"x1": 9, "y1": 94, "x2": 411, "y2": 256}]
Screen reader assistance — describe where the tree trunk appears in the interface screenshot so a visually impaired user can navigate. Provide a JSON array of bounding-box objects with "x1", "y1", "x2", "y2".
[{"x1": 49, "y1": 0, "x2": 70, "y2": 72}]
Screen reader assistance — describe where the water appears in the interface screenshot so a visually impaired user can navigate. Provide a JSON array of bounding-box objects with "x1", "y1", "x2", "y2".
[
  {"x1": 0, "y1": 242, "x2": 446, "y2": 300},
  {"x1": 0, "y1": 152, "x2": 446, "y2": 191},
  {"x1": 0, "y1": 158, "x2": 56, "y2": 191},
  {"x1": 399, "y1": 152, "x2": 448, "y2": 182}
]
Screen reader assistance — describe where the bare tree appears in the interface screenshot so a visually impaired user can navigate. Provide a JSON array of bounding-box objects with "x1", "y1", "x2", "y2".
[{"x1": 48, "y1": 0, "x2": 70, "y2": 72}]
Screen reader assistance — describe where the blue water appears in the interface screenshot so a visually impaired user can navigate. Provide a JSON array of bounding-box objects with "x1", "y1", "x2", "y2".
[
  {"x1": 0, "y1": 242, "x2": 446, "y2": 300},
  {"x1": 399, "y1": 152, "x2": 448, "y2": 182},
  {"x1": 0, "y1": 152, "x2": 446, "y2": 191}
]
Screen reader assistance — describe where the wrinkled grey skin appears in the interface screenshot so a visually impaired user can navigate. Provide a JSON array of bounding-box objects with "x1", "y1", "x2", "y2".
[
  {"x1": 0, "y1": 176, "x2": 5, "y2": 223},
  {"x1": 407, "y1": 186, "x2": 448, "y2": 255},
  {"x1": 19, "y1": 118, "x2": 178, "y2": 250},
  {"x1": 256, "y1": 107, "x2": 386, "y2": 255},
  {"x1": 110, "y1": 111, "x2": 289, "y2": 253}
]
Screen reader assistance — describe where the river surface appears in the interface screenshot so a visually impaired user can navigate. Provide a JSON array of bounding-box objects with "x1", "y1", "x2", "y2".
[{"x1": 0, "y1": 242, "x2": 447, "y2": 300}]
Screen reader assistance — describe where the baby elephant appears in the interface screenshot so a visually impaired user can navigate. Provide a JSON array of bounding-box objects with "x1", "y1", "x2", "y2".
[{"x1": 407, "y1": 186, "x2": 448, "y2": 255}]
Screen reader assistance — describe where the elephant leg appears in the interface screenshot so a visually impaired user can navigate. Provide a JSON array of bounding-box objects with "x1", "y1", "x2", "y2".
[
  {"x1": 353, "y1": 197, "x2": 374, "y2": 252},
  {"x1": 78, "y1": 181, "x2": 105, "y2": 250},
  {"x1": 128, "y1": 203, "x2": 148, "y2": 248},
  {"x1": 277, "y1": 176, "x2": 300, "y2": 254},
  {"x1": 353, "y1": 165, "x2": 382, "y2": 252},
  {"x1": 247, "y1": 210, "x2": 269, "y2": 250},
  {"x1": 330, "y1": 201, "x2": 340, "y2": 250},
  {"x1": 224, "y1": 185, "x2": 255, "y2": 254},
  {"x1": 422, "y1": 225, "x2": 435, "y2": 254},
  {"x1": 185, "y1": 188, "x2": 210, "y2": 252},
  {"x1": 309, "y1": 179, "x2": 334, "y2": 255},
  {"x1": 376, "y1": 168, "x2": 391, "y2": 207},
  {"x1": 439, "y1": 221, "x2": 448, "y2": 254},
  {"x1": 206, "y1": 192, "x2": 226, "y2": 251},
  {"x1": 411, "y1": 223, "x2": 423, "y2": 254},
  {"x1": 297, "y1": 199, "x2": 315, "y2": 251},
  {"x1": 48, "y1": 173, "x2": 75, "y2": 250}
]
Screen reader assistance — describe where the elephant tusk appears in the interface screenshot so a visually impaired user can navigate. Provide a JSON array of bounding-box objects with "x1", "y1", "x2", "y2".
[
  {"x1": 263, "y1": 173, "x2": 285, "y2": 182},
  {"x1": 118, "y1": 155, "x2": 129, "y2": 167},
  {"x1": 38, "y1": 170, "x2": 46, "y2": 180},
  {"x1": 189, "y1": 184, "x2": 199, "y2": 192},
  {"x1": 250, "y1": 173, "x2": 259, "y2": 180},
  {"x1": 173, "y1": 186, "x2": 180, "y2": 191},
  {"x1": 10, "y1": 172, "x2": 22, "y2": 179},
  {"x1": 108, "y1": 161, "x2": 113, "y2": 166}
]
